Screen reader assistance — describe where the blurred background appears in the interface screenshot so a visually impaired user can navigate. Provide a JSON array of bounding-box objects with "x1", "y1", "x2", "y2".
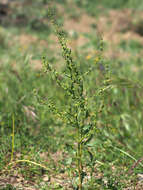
[{"x1": 0, "y1": 0, "x2": 143, "y2": 189}]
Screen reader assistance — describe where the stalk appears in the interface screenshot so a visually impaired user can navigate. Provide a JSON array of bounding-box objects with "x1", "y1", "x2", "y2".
[{"x1": 77, "y1": 125, "x2": 83, "y2": 190}]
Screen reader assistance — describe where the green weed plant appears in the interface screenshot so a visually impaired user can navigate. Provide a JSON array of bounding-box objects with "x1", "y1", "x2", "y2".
[
  {"x1": 41, "y1": 11, "x2": 111, "y2": 189},
  {"x1": 1, "y1": 2, "x2": 143, "y2": 189}
]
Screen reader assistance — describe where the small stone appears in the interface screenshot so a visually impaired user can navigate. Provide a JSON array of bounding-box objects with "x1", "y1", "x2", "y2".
[
  {"x1": 137, "y1": 174, "x2": 143, "y2": 181},
  {"x1": 43, "y1": 175, "x2": 50, "y2": 182}
]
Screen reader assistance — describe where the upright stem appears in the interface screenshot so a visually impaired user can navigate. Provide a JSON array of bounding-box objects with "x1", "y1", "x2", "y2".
[
  {"x1": 77, "y1": 124, "x2": 83, "y2": 190},
  {"x1": 77, "y1": 142, "x2": 82, "y2": 190}
]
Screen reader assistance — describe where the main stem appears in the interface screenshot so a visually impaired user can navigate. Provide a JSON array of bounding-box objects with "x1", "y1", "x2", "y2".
[{"x1": 77, "y1": 125, "x2": 83, "y2": 190}]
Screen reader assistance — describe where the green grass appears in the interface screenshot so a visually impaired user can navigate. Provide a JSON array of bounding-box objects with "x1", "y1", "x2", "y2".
[
  {"x1": 75, "y1": 0, "x2": 143, "y2": 16},
  {"x1": 0, "y1": 0, "x2": 143, "y2": 189}
]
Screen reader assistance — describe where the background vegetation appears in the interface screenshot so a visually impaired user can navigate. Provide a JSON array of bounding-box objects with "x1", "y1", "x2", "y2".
[{"x1": 0, "y1": 0, "x2": 143, "y2": 189}]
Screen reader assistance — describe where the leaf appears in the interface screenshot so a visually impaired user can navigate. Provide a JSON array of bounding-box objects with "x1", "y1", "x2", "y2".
[
  {"x1": 82, "y1": 134, "x2": 93, "y2": 145},
  {"x1": 87, "y1": 149, "x2": 93, "y2": 162},
  {"x1": 83, "y1": 124, "x2": 91, "y2": 135}
]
